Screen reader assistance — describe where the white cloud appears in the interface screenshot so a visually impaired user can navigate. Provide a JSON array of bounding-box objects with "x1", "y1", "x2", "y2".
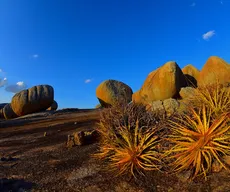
[
  {"x1": 0, "y1": 77, "x2": 7, "y2": 87},
  {"x1": 85, "y1": 79, "x2": 93, "y2": 83},
  {"x1": 190, "y1": 2, "x2": 196, "y2": 6},
  {"x1": 221, "y1": 1, "x2": 223, "y2": 4},
  {"x1": 5, "y1": 81, "x2": 27, "y2": 93},
  {"x1": 202, "y1": 30, "x2": 215, "y2": 40},
  {"x1": 32, "y1": 54, "x2": 39, "y2": 58},
  {"x1": 16, "y1": 81, "x2": 25, "y2": 86}
]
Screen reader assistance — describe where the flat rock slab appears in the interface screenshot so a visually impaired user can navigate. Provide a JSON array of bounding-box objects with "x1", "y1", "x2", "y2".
[{"x1": 1, "y1": 109, "x2": 230, "y2": 191}]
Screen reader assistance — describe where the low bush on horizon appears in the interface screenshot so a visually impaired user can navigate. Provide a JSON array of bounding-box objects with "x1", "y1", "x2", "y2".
[{"x1": 93, "y1": 102, "x2": 165, "y2": 178}]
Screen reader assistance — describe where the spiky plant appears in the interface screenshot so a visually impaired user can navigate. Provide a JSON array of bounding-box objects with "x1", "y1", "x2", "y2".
[
  {"x1": 186, "y1": 82, "x2": 230, "y2": 119},
  {"x1": 165, "y1": 105, "x2": 230, "y2": 180},
  {"x1": 94, "y1": 102, "x2": 163, "y2": 177}
]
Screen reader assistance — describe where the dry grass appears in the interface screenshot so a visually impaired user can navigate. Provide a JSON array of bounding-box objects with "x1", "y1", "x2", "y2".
[
  {"x1": 165, "y1": 105, "x2": 230, "y2": 180},
  {"x1": 94, "y1": 102, "x2": 164, "y2": 177},
  {"x1": 185, "y1": 83, "x2": 230, "y2": 118},
  {"x1": 94, "y1": 82, "x2": 230, "y2": 181}
]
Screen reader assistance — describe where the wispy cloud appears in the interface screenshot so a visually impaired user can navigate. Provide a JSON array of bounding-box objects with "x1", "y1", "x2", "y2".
[
  {"x1": 220, "y1": 1, "x2": 223, "y2": 4},
  {"x1": 0, "y1": 69, "x2": 7, "y2": 87},
  {"x1": 5, "y1": 81, "x2": 27, "y2": 93},
  {"x1": 202, "y1": 30, "x2": 215, "y2": 40},
  {"x1": 85, "y1": 79, "x2": 93, "y2": 84},
  {"x1": 32, "y1": 54, "x2": 39, "y2": 58},
  {"x1": 0, "y1": 68, "x2": 6, "y2": 76},
  {"x1": 190, "y1": 2, "x2": 196, "y2": 7},
  {"x1": 0, "y1": 77, "x2": 7, "y2": 87},
  {"x1": 0, "y1": 68, "x2": 27, "y2": 96}
]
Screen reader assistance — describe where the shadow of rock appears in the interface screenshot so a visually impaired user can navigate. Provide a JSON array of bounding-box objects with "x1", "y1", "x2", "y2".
[
  {"x1": 0, "y1": 156, "x2": 19, "y2": 162},
  {"x1": 0, "y1": 178, "x2": 35, "y2": 192},
  {"x1": 184, "y1": 74, "x2": 197, "y2": 88}
]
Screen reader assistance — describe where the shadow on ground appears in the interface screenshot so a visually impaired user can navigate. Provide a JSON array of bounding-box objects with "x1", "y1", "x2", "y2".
[{"x1": 0, "y1": 178, "x2": 36, "y2": 192}]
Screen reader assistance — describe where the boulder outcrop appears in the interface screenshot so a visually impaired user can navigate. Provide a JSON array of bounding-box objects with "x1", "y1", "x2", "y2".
[
  {"x1": 11, "y1": 85, "x2": 54, "y2": 116},
  {"x1": 96, "y1": 80, "x2": 133, "y2": 107},
  {"x1": 133, "y1": 61, "x2": 187, "y2": 104},
  {"x1": 47, "y1": 100, "x2": 58, "y2": 111},
  {"x1": 182, "y1": 64, "x2": 200, "y2": 87},
  {"x1": 2, "y1": 103, "x2": 18, "y2": 119},
  {"x1": 198, "y1": 56, "x2": 230, "y2": 87}
]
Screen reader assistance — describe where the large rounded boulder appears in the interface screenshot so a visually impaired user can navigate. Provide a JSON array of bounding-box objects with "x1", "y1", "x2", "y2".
[
  {"x1": 198, "y1": 56, "x2": 230, "y2": 87},
  {"x1": 136, "y1": 61, "x2": 187, "y2": 104},
  {"x1": 11, "y1": 85, "x2": 54, "y2": 116},
  {"x1": 96, "y1": 80, "x2": 133, "y2": 107},
  {"x1": 2, "y1": 104, "x2": 18, "y2": 119},
  {"x1": 47, "y1": 100, "x2": 58, "y2": 111},
  {"x1": 182, "y1": 64, "x2": 200, "y2": 87}
]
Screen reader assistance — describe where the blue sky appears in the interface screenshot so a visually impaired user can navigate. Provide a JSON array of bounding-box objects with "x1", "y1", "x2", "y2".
[{"x1": 0, "y1": 0, "x2": 230, "y2": 109}]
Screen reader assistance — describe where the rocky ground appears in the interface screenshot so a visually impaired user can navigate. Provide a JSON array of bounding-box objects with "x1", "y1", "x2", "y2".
[{"x1": 1, "y1": 108, "x2": 230, "y2": 192}]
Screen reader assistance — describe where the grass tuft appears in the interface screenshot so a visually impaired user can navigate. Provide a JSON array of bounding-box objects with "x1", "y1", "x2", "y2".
[
  {"x1": 165, "y1": 104, "x2": 230, "y2": 180},
  {"x1": 185, "y1": 83, "x2": 230, "y2": 118},
  {"x1": 94, "y1": 102, "x2": 163, "y2": 177}
]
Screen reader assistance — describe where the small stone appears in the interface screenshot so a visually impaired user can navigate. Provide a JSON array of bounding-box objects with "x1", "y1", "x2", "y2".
[
  {"x1": 66, "y1": 135, "x2": 75, "y2": 148},
  {"x1": 163, "y1": 98, "x2": 180, "y2": 117},
  {"x1": 73, "y1": 131, "x2": 85, "y2": 146},
  {"x1": 148, "y1": 100, "x2": 165, "y2": 114},
  {"x1": 179, "y1": 87, "x2": 196, "y2": 99},
  {"x1": 223, "y1": 155, "x2": 230, "y2": 166},
  {"x1": 47, "y1": 100, "x2": 58, "y2": 111},
  {"x1": 177, "y1": 170, "x2": 191, "y2": 182},
  {"x1": 212, "y1": 159, "x2": 223, "y2": 173}
]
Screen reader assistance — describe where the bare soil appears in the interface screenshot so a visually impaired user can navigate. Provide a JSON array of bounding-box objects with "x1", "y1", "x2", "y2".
[{"x1": 0, "y1": 108, "x2": 230, "y2": 192}]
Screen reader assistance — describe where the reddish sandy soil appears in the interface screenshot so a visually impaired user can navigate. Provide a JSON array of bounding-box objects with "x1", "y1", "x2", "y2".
[{"x1": 0, "y1": 108, "x2": 230, "y2": 192}]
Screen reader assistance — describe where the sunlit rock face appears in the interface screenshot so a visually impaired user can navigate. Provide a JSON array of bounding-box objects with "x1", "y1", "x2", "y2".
[{"x1": 11, "y1": 85, "x2": 54, "y2": 116}]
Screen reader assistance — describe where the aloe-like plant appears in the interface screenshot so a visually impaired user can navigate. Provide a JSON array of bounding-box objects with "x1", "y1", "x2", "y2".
[
  {"x1": 187, "y1": 83, "x2": 230, "y2": 119},
  {"x1": 94, "y1": 103, "x2": 163, "y2": 177},
  {"x1": 165, "y1": 105, "x2": 230, "y2": 180}
]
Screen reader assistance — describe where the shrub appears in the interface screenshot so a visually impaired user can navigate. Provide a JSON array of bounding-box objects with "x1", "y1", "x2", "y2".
[
  {"x1": 165, "y1": 105, "x2": 230, "y2": 180},
  {"x1": 94, "y1": 102, "x2": 163, "y2": 177},
  {"x1": 185, "y1": 83, "x2": 230, "y2": 119}
]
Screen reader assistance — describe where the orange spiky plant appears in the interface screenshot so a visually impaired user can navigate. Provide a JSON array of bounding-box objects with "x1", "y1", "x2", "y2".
[
  {"x1": 186, "y1": 82, "x2": 230, "y2": 119},
  {"x1": 94, "y1": 102, "x2": 163, "y2": 177},
  {"x1": 165, "y1": 104, "x2": 230, "y2": 180}
]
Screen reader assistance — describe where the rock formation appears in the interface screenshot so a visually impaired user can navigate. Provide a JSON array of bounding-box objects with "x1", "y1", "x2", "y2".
[
  {"x1": 182, "y1": 64, "x2": 200, "y2": 87},
  {"x1": 133, "y1": 61, "x2": 187, "y2": 105},
  {"x1": 96, "y1": 79, "x2": 133, "y2": 107},
  {"x1": 2, "y1": 103, "x2": 18, "y2": 119},
  {"x1": 11, "y1": 85, "x2": 54, "y2": 116},
  {"x1": 198, "y1": 56, "x2": 230, "y2": 87},
  {"x1": 47, "y1": 100, "x2": 58, "y2": 111}
]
